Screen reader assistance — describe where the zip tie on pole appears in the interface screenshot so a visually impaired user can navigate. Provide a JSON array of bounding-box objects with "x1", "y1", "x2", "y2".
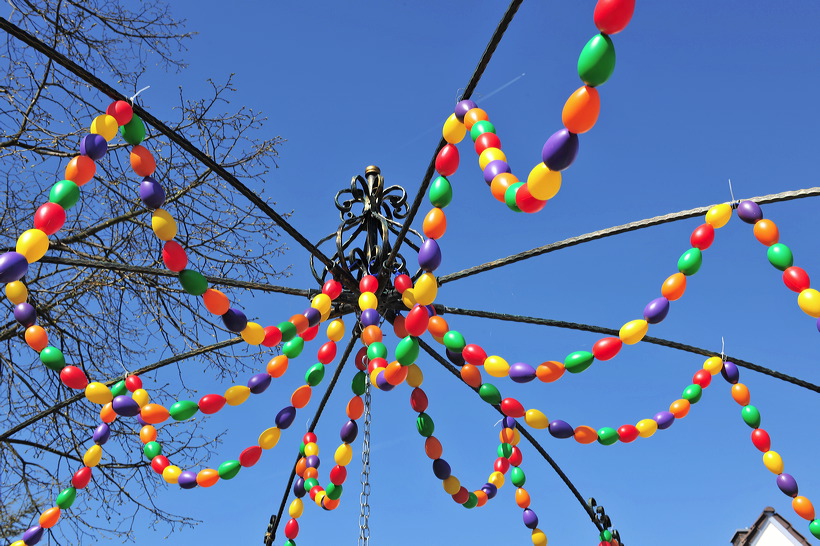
[{"x1": 129, "y1": 85, "x2": 151, "y2": 104}]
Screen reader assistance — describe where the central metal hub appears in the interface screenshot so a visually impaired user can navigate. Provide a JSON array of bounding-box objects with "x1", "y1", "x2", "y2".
[{"x1": 310, "y1": 166, "x2": 422, "y2": 289}]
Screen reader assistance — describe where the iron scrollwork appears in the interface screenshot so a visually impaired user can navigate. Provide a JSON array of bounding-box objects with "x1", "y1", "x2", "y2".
[{"x1": 310, "y1": 166, "x2": 423, "y2": 285}]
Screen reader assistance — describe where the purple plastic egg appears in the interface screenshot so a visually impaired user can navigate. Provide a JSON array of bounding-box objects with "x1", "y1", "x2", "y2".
[
  {"x1": 445, "y1": 348, "x2": 465, "y2": 366},
  {"x1": 0, "y1": 252, "x2": 29, "y2": 283},
  {"x1": 653, "y1": 411, "x2": 675, "y2": 430},
  {"x1": 23, "y1": 525, "x2": 44, "y2": 545},
  {"x1": 482, "y1": 482, "x2": 498, "y2": 499},
  {"x1": 305, "y1": 455, "x2": 320, "y2": 469},
  {"x1": 541, "y1": 128, "x2": 579, "y2": 171},
  {"x1": 93, "y1": 423, "x2": 111, "y2": 445},
  {"x1": 643, "y1": 297, "x2": 670, "y2": 324},
  {"x1": 80, "y1": 134, "x2": 108, "y2": 160},
  {"x1": 359, "y1": 308, "x2": 380, "y2": 327},
  {"x1": 454, "y1": 100, "x2": 478, "y2": 122},
  {"x1": 503, "y1": 417, "x2": 517, "y2": 429},
  {"x1": 736, "y1": 200, "x2": 763, "y2": 224},
  {"x1": 111, "y1": 395, "x2": 141, "y2": 417},
  {"x1": 375, "y1": 371, "x2": 395, "y2": 391},
  {"x1": 136, "y1": 414, "x2": 148, "y2": 427},
  {"x1": 509, "y1": 362, "x2": 537, "y2": 383},
  {"x1": 721, "y1": 361, "x2": 740, "y2": 384},
  {"x1": 483, "y1": 159, "x2": 511, "y2": 184},
  {"x1": 340, "y1": 420, "x2": 358, "y2": 443},
  {"x1": 432, "y1": 458, "x2": 451, "y2": 479},
  {"x1": 293, "y1": 476, "x2": 306, "y2": 498},
  {"x1": 548, "y1": 419, "x2": 574, "y2": 439},
  {"x1": 523, "y1": 508, "x2": 539, "y2": 529},
  {"x1": 247, "y1": 372, "x2": 271, "y2": 394},
  {"x1": 303, "y1": 307, "x2": 322, "y2": 327},
  {"x1": 418, "y1": 239, "x2": 442, "y2": 272},
  {"x1": 221, "y1": 308, "x2": 248, "y2": 333},
  {"x1": 776, "y1": 473, "x2": 799, "y2": 497},
  {"x1": 139, "y1": 176, "x2": 166, "y2": 209},
  {"x1": 13, "y1": 302, "x2": 36, "y2": 327},
  {"x1": 275, "y1": 406, "x2": 297, "y2": 429},
  {"x1": 178, "y1": 470, "x2": 198, "y2": 489}
]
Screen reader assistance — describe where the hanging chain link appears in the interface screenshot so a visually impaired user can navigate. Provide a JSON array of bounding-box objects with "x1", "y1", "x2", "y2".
[{"x1": 357, "y1": 381, "x2": 372, "y2": 546}]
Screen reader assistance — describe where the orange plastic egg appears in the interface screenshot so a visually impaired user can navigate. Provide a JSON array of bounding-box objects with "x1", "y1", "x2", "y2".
[
  {"x1": 463, "y1": 108, "x2": 489, "y2": 131},
  {"x1": 460, "y1": 363, "x2": 483, "y2": 388},
  {"x1": 753, "y1": 219, "x2": 779, "y2": 246},
  {"x1": 491, "y1": 173, "x2": 519, "y2": 202},
  {"x1": 267, "y1": 355, "x2": 289, "y2": 378},
  {"x1": 129, "y1": 145, "x2": 156, "y2": 177},
  {"x1": 203, "y1": 289, "x2": 230, "y2": 315},
  {"x1": 424, "y1": 436, "x2": 443, "y2": 459},
  {"x1": 346, "y1": 396, "x2": 364, "y2": 420},
  {"x1": 291, "y1": 385, "x2": 312, "y2": 408},
  {"x1": 423, "y1": 208, "x2": 447, "y2": 239},
  {"x1": 562, "y1": 86, "x2": 600, "y2": 134},
  {"x1": 732, "y1": 384, "x2": 751, "y2": 406},
  {"x1": 661, "y1": 272, "x2": 687, "y2": 301}
]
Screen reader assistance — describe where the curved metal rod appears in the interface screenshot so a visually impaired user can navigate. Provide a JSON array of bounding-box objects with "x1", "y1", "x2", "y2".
[
  {"x1": 434, "y1": 304, "x2": 820, "y2": 393},
  {"x1": 438, "y1": 187, "x2": 820, "y2": 285}
]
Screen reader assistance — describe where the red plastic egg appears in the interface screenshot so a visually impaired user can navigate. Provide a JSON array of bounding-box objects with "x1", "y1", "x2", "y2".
[
  {"x1": 162, "y1": 241, "x2": 187, "y2": 272},
  {"x1": 410, "y1": 387, "x2": 429, "y2": 413},
  {"x1": 59, "y1": 366, "x2": 89, "y2": 390},
  {"x1": 593, "y1": 0, "x2": 636, "y2": 35},
  {"x1": 405, "y1": 305, "x2": 430, "y2": 336},
  {"x1": 617, "y1": 424, "x2": 640, "y2": 443},
  {"x1": 515, "y1": 184, "x2": 548, "y2": 213},
  {"x1": 359, "y1": 275, "x2": 378, "y2": 293},
  {"x1": 475, "y1": 132, "x2": 502, "y2": 155},
  {"x1": 394, "y1": 274, "x2": 413, "y2": 293},
  {"x1": 435, "y1": 144, "x2": 459, "y2": 176},
  {"x1": 592, "y1": 337, "x2": 622, "y2": 361},
  {"x1": 317, "y1": 341, "x2": 337, "y2": 364},
  {"x1": 330, "y1": 464, "x2": 347, "y2": 485},
  {"x1": 692, "y1": 369, "x2": 712, "y2": 388},
  {"x1": 106, "y1": 100, "x2": 133, "y2": 125},
  {"x1": 125, "y1": 375, "x2": 143, "y2": 392},
  {"x1": 322, "y1": 279, "x2": 342, "y2": 299},
  {"x1": 508, "y1": 446, "x2": 523, "y2": 466},
  {"x1": 690, "y1": 223, "x2": 715, "y2": 250},
  {"x1": 72, "y1": 466, "x2": 93, "y2": 489},
  {"x1": 33, "y1": 203, "x2": 66, "y2": 235},
  {"x1": 151, "y1": 455, "x2": 170, "y2": 474},
  {"x1": 239, "y1": 446, "x2": 263, "y2": 467},
  {"x1": 751, "y1": 428, "x2": 771, "y2": 452},
  {"x1": 500, "y1": 397, "x2": 525, "y2": 418},
  {"x1": 783, "y1": 266, "x2": 810, "y2": 293},
  {"x1": 198, "y1": 394, "x2": 226, "y2": 414}
]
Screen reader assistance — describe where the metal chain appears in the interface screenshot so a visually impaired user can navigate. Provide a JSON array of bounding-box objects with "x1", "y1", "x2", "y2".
[{"x1": 357, "y1": 381, "x2": 372, "y2": 545}]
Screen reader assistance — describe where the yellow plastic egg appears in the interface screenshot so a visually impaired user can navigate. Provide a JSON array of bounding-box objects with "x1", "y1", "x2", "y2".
[
  {"x1": 259, "y1": 427, "x2": 281, "y2": 450},
  {"x1": 619, "y1": 319, "x2": 648, "y2": 345}
]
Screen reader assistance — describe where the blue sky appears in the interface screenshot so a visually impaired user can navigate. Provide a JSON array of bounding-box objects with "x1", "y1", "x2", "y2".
[{"x1": 23, "y1": 1, "x2": 820, "y2": 544}]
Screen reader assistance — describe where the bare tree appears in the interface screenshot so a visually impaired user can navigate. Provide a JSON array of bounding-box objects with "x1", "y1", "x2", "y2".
[{"x1": 0, "y1": 0, "x2": 289, "y2": 542}]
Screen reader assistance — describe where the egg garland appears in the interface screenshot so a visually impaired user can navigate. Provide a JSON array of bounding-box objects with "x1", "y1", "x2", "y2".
[
  {"x1": 10, "y1": 312, "x2": 347, "y2": 546},
  {"x1": 3, "y1": 99, "x2": 344, "y2": 408},
  {"x1": 6, "y1": 1, "x2": 820, "y2": 543},
  {"x1": 407, "y1": 363, "x2": 552, "y2": 545},
  {"x1": 404, "y1": 198, "x2": 820, "y2": 396},
  {"x1": 719, "y1": 361, "x2": 820, "y2": 534},
  {"x1": 436, "y1": 0, "x2": 637, "y2": 214}
]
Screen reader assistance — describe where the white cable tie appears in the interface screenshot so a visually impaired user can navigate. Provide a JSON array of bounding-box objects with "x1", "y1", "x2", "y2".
[{"x1": 129, "y1": 85, "x2": 151, "y2": 104}]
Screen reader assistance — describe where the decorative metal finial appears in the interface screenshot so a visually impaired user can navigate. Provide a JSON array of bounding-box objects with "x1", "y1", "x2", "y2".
[{"x1": 310, "y1": 166, "x2": 423, "y2": 286}]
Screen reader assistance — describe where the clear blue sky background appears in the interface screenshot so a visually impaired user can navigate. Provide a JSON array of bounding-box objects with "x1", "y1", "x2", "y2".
[{"x1": 35, "y1": 1, "x2": 820, "y2": 544}]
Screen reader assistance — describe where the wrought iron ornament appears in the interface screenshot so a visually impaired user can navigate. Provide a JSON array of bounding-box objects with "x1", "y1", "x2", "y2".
[{"x1": 310, "y1": 166, "x2": 423, "y2": 285}]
